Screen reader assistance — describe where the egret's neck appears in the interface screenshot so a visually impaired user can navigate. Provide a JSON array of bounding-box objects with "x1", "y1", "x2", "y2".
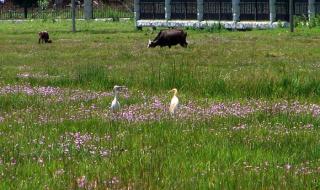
[
  {"x1": 114, "y1": 91, "x2": 119, "y2": 99},
  {"x1": 173, "y1": 91, "x2": 177, "y2": 97}
]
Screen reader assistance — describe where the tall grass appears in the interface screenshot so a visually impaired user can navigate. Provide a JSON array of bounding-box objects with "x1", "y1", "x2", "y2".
[
  {"x1": 2, "y1": 20, "x2": 320, "y2": 100},
  {"x1": 0, "y1": 117, "x2": 319, "y2": 189}
]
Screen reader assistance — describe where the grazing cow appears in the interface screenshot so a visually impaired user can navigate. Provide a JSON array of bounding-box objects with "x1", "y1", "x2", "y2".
[
  {"x1": 38, "y1": 31, "x2": 52, "y2": 44},
  {"x1": 147, "y1": 29, "x2": 188, "y2": 48}
]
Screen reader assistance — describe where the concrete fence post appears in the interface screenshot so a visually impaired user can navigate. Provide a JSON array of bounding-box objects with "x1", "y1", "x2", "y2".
[
  {"x1": 232, "y1": 0, "x2": 240, "y2": 22},
  {"x1": 71, "y1": 0, "x2": 76, "y2": 32},
  {"x1": 308, "y1": 0, "x2": 315, "y2": 21},
  {"x1": 134, "y1": 0, "x2": 140, "y2": 28},
  {"x1": 84, "y1": 0, "x2": 93, "y2": 20},
  {"x1": 165, "y1": 0, "x2": 171, "y2": 20},
  {"x1": 269, "y1": 0, "x2": 276, "y2": 22},
  {"x1": 197, "y1": 0, "x2": 203, "y2": 21}
]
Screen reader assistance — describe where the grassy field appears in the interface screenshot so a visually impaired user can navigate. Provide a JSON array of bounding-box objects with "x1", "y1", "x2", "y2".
[{"x1": 1, "y1": 20, "x2": 320, "y2": 189}]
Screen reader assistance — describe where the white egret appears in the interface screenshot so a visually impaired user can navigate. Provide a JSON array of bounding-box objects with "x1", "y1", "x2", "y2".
[
  {"x1": 168, "y1": 88, "x2": 179, "y2": 114},
  {"x1": 110, "y1": 85, "x2": 126, "y2": 112}
]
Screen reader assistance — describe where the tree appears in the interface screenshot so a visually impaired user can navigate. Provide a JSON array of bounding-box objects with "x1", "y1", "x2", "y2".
[
  {"x1": 12, "y1": 0, "x2": 38, "y2": 18},
  {"x1": 38, "y1": 0, "x2": 49, "y2": 10}
]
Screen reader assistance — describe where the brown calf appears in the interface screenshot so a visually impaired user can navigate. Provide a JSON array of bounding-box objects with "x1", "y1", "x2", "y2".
[{"x1": 38, "y1": 31, "x2": 52, "y2": 44}]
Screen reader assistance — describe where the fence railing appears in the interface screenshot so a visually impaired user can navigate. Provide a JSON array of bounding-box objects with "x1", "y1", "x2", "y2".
[
  {"x1": 316, "y1": 3, "x2": 320, "y2": 14},
  {"x1": 275, "y1": 2, "x2": 288, "y2": 21},
  {"x1": 171, "y1": 2, "x2": 197, "y2": 20},
  {"x1": 294, "y1": 2, "x2": 308, "y2": 15},
  {"x1": 140, "y1": 2, "x2": 165, "y2": 19},
  {"x1": 240, "y1": 2, "x2": 269, "y2": 21},
  {"x1": 137, "y1": 0, "x2": 320, "y2": 22},
  {"x1": 0, "y1": 4, "x2": 133, "y2": 20},
  {"x1": 0, "y1": 1, "x2": 318, "y2": 21},
  {"x1": 203, "y1": 2, "x2": 233, "y2": 21}
]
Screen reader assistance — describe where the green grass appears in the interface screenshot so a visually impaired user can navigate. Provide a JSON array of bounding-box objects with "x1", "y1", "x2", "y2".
[
  {"x1": 2, "y1": 20, "x2": 320, "y2": 100},
  {"x1": 1, "y1": 20, "x2": 320, "y2": 189}
]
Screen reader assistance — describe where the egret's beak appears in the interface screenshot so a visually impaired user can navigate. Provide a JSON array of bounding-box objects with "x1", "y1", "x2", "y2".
[
  {"x1": 120, "y1": 86, "x2": 128, "y2": 93},
  {"x1": 120, "y1": 86, "x2": 127, "y2": 90}
]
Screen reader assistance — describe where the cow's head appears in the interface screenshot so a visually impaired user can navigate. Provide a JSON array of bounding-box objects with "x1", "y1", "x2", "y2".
[{"x1": 147, "y1": 39, "x2": 156, "y2": 48}]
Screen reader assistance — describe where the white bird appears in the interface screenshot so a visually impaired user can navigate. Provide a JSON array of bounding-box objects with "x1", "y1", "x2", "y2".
[
  {"x1": 110, "y1": 85, "x2": 126, "y2": 112},
  {"x1": 168, "y1": 88, "x2": 179, "y2": 114}
]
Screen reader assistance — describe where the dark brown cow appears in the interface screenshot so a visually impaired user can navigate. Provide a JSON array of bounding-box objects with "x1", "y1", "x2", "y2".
[
  {"x1": 147, "y1": 29, "x2": 188, "y2": 48},
  {"x1": 38, "y1": 31, "x2": 52, "y2": 44}
]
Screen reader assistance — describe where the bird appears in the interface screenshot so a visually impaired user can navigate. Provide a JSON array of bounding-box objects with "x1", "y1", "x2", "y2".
[
  {"x1": 168, "y1": 88, "x2": 179, "y2": 114},
  {"x1": 110, "y1": 85, "x2": 126, "y2": 112}
]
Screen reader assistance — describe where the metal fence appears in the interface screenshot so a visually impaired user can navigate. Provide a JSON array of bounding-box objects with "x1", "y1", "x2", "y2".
[
  {"x1": 275, "y1": 0, "x2": 309, "y2": 21},
  {"x1": 171, "y1": 0, "x2": 197, "y2": 20},
  {"x1": 316, "y1": 2, "x2": 320, "y2": 14},
  {"x1": 294, "y1": 1, "x2": 308, "y2": 15},
  {"x1": 240, "y1": 1, "x2": 269, "y2": 21},
  {"x1": 0, "y1": 3, "x2": 133, "y2": 20},
  {"x1": 275, "y1": 1, "x2": 288, "y2": 21},
  {"x1": 140, "y1": 0, "x2": 165, "y2": 19},
  {"x1": 138, "y1": 0, "x2": 320, "y2": 21},
  {"x1": 1, "y1": 0, "x2": 319, "y2": 21},
  {"x1": 203, "y1": 0, "x2": 233, "y2": 21}
]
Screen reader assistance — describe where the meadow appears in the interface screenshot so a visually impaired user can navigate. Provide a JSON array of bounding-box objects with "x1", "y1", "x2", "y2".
[{"x1": 1, "y1": 20, "x2": 320, "y2": 189}]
